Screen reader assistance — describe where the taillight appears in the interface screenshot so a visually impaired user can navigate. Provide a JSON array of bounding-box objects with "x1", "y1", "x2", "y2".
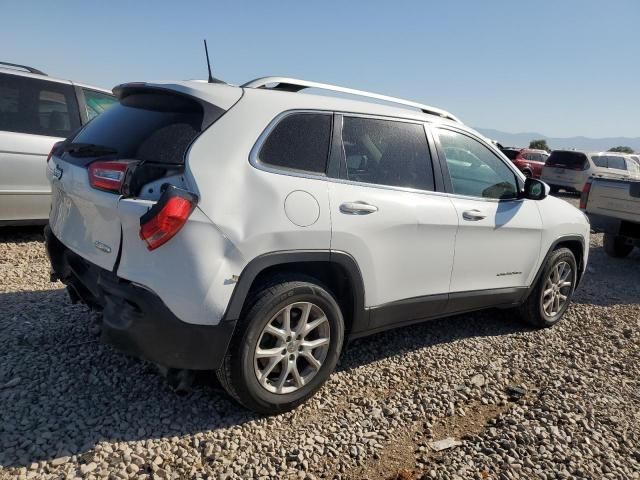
[
  {"x1": 139, "y1": 186, "x2": 198, "y2": 251},
  {"x1": 579, "y1": 181, "x2": 592, "y2": 209},
  {"x1": 88, "y1": 161, "x2": 133, "y2": 192}
]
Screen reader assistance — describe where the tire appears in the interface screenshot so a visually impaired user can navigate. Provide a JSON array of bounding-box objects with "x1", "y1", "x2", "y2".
[
  {"x1": 549, "y1": 185, "x2": 560, "y2": 194},
  {"x1": 517, "y1": 247, "x2": 577, "y2": 328},
  {"x1": 216, "y1": 276, "x2": 344, "y2": 414},
  {"x1": 522, "y1": 169, "x2": 532, "y2": 178},
  {"x1": 603, "y1": 233, "x2": 633, "y2": 258}
]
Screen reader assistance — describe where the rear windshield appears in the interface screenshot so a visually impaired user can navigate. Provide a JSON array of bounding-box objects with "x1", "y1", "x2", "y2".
[
  {"x1": 501, "y1": 149, "x2": 520, "y2": 160},
  {"x1": 546, "y1": 151, "x2": 588, "y2": 169},
  {"x1": 68, "y1": 92, "x2": 220, "y2": 164}
]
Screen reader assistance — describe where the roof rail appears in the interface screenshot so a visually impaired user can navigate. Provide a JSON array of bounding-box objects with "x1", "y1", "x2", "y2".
[
  {"x1": 242, "y1": 76, "x2": 461, "y2": 123},
  {"x1": 0, "y1": 61, "x2": 47, "y2": 76}
]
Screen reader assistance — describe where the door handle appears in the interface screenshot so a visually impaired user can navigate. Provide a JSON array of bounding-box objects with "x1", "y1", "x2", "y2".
[
  {"x1": 462, "y1": 209, "x2": 486, "y2": 221},
  {"x1": 339, "y1": 201, "x2": 378, "y2": 215}
]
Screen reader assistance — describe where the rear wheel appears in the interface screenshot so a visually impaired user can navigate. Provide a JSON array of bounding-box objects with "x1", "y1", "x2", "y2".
[
  {"x1": 217, "y1": 276, "x2": 344, "y2": 414},
  {"x1": 522, "y1": 169, "x2": 532, "y2": 178},
  {"x1": 603, "y1": 233, "x2": 633, "y2": 258},
  {"x1": 517, "y1": 247, "x2": 577, "y2": 328}
]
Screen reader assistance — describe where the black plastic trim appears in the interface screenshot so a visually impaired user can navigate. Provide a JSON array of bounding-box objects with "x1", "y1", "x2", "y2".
[
  {"x1": 0, "y1": 61, "x2": 46, "y2": 75},
  {"x1": 222, "y1": 250, "x2": 367, "y2": 330},
  {"x1": 45, "y1": 227, "x2": 233, "y2": 370},
  {"x1": 530, "y1": 235, "x2": 587, "y2": 290},
  {"x1": 357, "y1": 287, "x2": 526, "y2": 338},
  {"x1": 447, "y1": 287, "x2": 528, "y2": 313},
  {"x1": 367, "y1": 293, "x2": 448, "y2": 331},
  {"x1": 425, "y1": 125, "x2": 447, "y2": 193},
  {"x1": 73, "y1": 85, "x2": 89, "y2": 124},
  {"x1": 327, "y1": 114, "x2": 344, "y2": 178}
]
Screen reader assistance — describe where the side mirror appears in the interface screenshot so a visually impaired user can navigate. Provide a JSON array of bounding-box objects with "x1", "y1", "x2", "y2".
[{"x1": 521, "y1": 178, "x2": 548, "y2": 200}]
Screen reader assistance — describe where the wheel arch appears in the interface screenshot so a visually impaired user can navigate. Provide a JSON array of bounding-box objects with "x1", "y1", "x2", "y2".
[
  {"x1": 531, "y1": 235, "x2": 586, "y2": 290},
  {"x1": 222, "y1": 250, "x2": 367, "y2": 335}
]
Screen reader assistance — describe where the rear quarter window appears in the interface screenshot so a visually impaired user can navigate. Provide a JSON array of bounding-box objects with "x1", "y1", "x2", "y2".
[
  {"x1": 258, "y1": 113, "x2": 332, "y2": 174},
  {"x1": 82, "y1": 88, "x2": 117, "y2": 121}
]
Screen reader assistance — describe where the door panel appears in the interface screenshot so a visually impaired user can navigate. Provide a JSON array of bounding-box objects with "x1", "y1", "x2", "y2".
[
  {"x1": 0, "y1": 73, "x2": 81, "y2": 222},
  {"x1": 448, "y1": 197, "x2": 542, "y2": 292},
  {"x1": 329, "y1": 182, "x2": 458, "y2": 310},
  {"x1": 0, "y1": 130, "x2": 60, "y2": 221},
  {"x1": 432, "y1": 126, "x2": 543, "y2": 293}
]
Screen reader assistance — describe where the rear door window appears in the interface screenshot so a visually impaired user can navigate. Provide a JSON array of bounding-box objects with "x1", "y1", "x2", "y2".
[
  {"x1": 592, "y1": 155, "x2": 628, "y2": 170},
  {"x1": 607, "y1": 155, "x2": 626, "y2": 170},
  {"x1": 82, "y1": 88, "x2": 117, "y2": 121},
  {"x1": 0, "y1": 73, "x2": 80, "y2": 137},
  {"x1": 259, "y1": 113, "x2": 332, "y2": 174},
  {"x1": 341, "y1": 116, "x2": 434, "y2": 191},
  {"x1": 592, "y1": 155, "x2": 608, "y2": 167}
]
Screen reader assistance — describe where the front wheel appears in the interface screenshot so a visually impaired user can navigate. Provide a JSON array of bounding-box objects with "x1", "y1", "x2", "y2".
[
  {"x1": 603, "y1": 233, "x2": 633, "y2": 258},
  {"x1": 549, "y1": 185, "x2": 560, "y2": 194},
  {"x1": 217, "y1": 277, "x2": 344, "y2": 414},
  {"x1": 517, "y1": 247, "x2": 577, "y2": 328}
]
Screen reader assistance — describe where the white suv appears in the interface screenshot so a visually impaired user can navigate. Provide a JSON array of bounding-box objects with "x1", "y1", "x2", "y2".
[
  {"x1": 541, "y1": 150, "x2": 640, "y2": 193},
  {"x1": 0, "y1": 62, "x2": 117, "y2": 224},
  {"x1": 45, "y1": 77, "x2": 590, "y2": 414}
]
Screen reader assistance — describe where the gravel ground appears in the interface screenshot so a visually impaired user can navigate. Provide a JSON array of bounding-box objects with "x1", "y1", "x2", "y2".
[{"x1": 1, "y1": 195, "x2": 639, "y2": 480}]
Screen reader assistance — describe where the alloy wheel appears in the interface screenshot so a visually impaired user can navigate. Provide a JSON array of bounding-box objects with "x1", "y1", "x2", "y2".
[
  {"x1": 541, "y1": 260, "x2": 573, "y2": 317},
  {"x1": 254, "y1": 302, "x2": 330, "y2": 394}
]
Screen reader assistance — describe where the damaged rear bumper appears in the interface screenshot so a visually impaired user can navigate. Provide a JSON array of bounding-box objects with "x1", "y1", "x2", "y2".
[{"x1": 44, "y1": 226, "x2": 235, "y2": 370}]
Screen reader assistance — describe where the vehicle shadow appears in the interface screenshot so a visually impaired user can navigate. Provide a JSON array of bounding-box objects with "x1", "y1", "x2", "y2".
[
  {"x1": 573, "y1": 243, "x2": 640, "y2": 307},
  {"x1": 0, "y1": 288, "x2": 530, "y2": 468},
  {"x1": 0, "y1": 225, "x2": 45, "y2": 243}
]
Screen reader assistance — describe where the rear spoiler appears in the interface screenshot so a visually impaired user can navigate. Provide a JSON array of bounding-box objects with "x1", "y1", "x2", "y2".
[{"x1": 111, "y1": 83, "x2": 226, "y2": 130}]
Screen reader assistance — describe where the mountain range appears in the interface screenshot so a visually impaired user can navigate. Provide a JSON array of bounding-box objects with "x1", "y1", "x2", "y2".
[{"x1": 476, "y1": 128, "x2": 640, "y2": 153}]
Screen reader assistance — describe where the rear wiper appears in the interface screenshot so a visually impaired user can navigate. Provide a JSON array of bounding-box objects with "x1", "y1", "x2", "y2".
[{"x1": 64, "y1": 142, "x2": 118, "y2": 157}]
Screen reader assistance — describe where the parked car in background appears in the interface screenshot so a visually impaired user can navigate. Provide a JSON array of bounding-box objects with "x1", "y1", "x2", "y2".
[
  {"x1": 500, "y1": 147, "x2": 549, "y2": 178},
  {"x1": 45, "y1": 75, "x2": 590, "y2": 414},
  {"x1": 0, "y1": 62, "x2": 116, "y2": 225},
  {"x1": 541, "y1": 150, "x2": 639, "y2": 193},
  {"x1": 581, "y1": 175, "x2": 640, "y2": 258}
]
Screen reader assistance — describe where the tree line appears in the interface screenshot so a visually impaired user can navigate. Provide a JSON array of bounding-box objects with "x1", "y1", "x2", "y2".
[{"x1": 527, "y1": 139, "x2": 635, "y2": 154}]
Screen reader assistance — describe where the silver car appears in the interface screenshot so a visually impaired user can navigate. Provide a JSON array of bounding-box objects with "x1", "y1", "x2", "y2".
[{"x1": 0, "y1": 62, "x2": 116, "y2": 225}]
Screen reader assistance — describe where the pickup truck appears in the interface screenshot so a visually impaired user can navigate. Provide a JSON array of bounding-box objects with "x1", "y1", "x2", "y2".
[{"x1": 581, "y1": 176, "x2": 640, "y2": 257}]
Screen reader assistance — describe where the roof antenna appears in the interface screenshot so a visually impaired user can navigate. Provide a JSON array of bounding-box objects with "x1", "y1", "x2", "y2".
[{"x1": 203, "y1": 39, "x2": 223, "y2": 84}]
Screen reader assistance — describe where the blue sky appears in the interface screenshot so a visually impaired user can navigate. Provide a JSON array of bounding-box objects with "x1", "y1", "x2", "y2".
[{"x1": 3, "y1": 0, "x2": 638, "y2": 137}]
